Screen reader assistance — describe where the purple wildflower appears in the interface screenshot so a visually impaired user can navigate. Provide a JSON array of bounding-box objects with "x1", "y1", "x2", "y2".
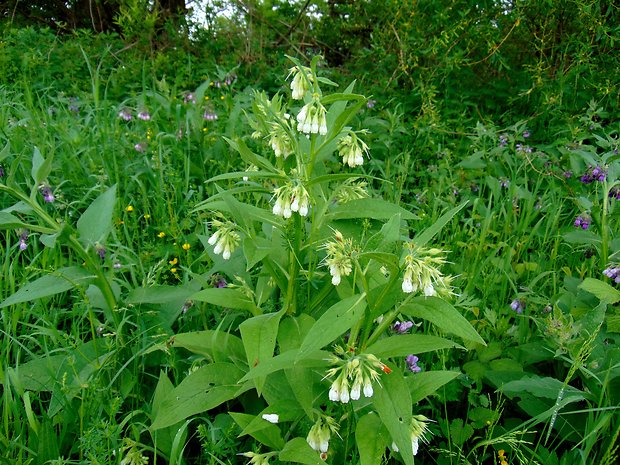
[
  {"x1": 18, "y1": 229, "x2": 29, "y2": 251},
  {"x1": 523, "y1": 130, "x2": 530, "y2": 138},
  {"x1": 39, "y1": 184, "x2": 55, "y2": 203},
  {"x1": 366, "y1": 99, "x2": 377, "y2": 109},
  {"x1": 183, "y1": 93, "x2": 196, "y2": 104},
  {"x1": 499, "y1": 178, "x2": 510, "y2": 189},
  {"x1": 203, "y1": 111, "x2": 218, "y2": 121},
  {"x1": 134, "y1": 143, "x2": 146, "y2": 153},
  {"x1": 603, "y1": 265, "x2": 620, "y2": 284},
  {"x1": 574, "y1": 214, "x2": 591, "y2": 230},
  {"x1": 581, "y1": 165, "x2": 607, "y2": 184},
  {"x1": 608, "y1": 187, "x2": 620, "y2": 200},
  {"x1": 499, "y1": 134, "x2": 508, "y2": 146},
  {"x1": 137, "y1": 111, "x2": 151, "y2": 121},
  {"x1": 392, "y1": 320, "x2": 414, "y2": 334},
  {"x1": 118, "y1": 109, "x2": 132, "y2": 121},
  {"x1": 563, "y1": 170, "x2": 573, "y2": 179},
  {"x1": 95, "y1": 244, "x2": 106, "y2": 260},
  {"x1": 510, "y1": 298, "x2": 526, "y2": 314},
  {"x1": 516, "y1": 143, "x2": 532, "y2": 153},
  {"x1": 214, "y1": 276, "x2": 227, "y2": 288},
  {"x1": 405, "y1": 355, "x2": 422, "y2": 373}
]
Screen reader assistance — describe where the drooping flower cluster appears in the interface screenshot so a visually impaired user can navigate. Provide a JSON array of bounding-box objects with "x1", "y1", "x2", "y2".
[
  {"x1": 268, "y1": 122, "x2": 294, "y2": 158},
  {"x1": 580, "y1": 165, "x2": 607, "y2": 184},
  {"x1": 337, "y1": 131, "x2": 369, "y2": 167},
  {"x1": 325, "y1": 347, "x2": 388, "y2": 403},
  {"x1": 334, "y1": 179, "x2": 369, "y2": 203},
  {"x1": 323, "y1": 230, "x2": 354, "y2": 286},
  {"x1": 39, "y1": 183, "x2": 55, "y2": 203},
  {"x1": 296, "y1": 99, "x2": 327, "y2": 135},
  {"x1": 603, "y1": 264, "x2": 620, "y2": 284},
  {"x1": 118, "y1": 108, "x2": 132, "y2": 121},
  {"x1": 18, "y1": 229, "x2": 28, "y2": 251},
  {"x1": 401, "y1": 244, "x2": 453, "y2": 297},
  {"x1": 207, "y1": 219, "x2": 240, "y2": 260},
  {"x1": 306, "y1": 416, "x2": 339, "y2": 453},
  {"x1": 608, "y1": 186, "x2": 620, "y2": 200},
  {"x1": 137, "y1": 110, "x2": 151, "y2": 121},
  {"x1": 391, "y1": 415, "x2": 433, "y2": 457},
  {"x1": 288, "y1": 65, "x2": 313, "y2": 100},
  {"x1": 392, "y1": 320, "x2": 413, "y2": 334},
  {"x1": 574, "y1": 214, "x2": 591, "y2": 230},
  {"x1": 272, "y1": 182, "x2": 310, "y2": 218}
]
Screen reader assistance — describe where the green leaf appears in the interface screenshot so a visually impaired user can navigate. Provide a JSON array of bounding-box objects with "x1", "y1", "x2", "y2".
[
  {"x1": 579, "y1": 278, "x2": 620, "y2": 304},
  {"x1": 172, "y1": 330, "x2": 246, "y2": 365},
  {"x1": 357, "y1": 413, "x2": 390, "y2": 465},
  {"x1": 127, "y1": 284, "x2": 198, "y2": 304},
  {"x1": 31, "y1": 146, "x2": 52, "y2": 185},
  {"x1": 243, "y1": 236, "x2": 272, "y2": 270},
  {"x1": 373, "y1": 366, "x2": 414, "y2": 465},
  {"x1": 329, "y1": 198, "x2": 416, "y2": 220},
  {"x1": 240, "y1": 399, "x2": 304, "y2": 437},
  {"x1": 364, "y1": 214, "x2": 403, "y2": 251},
  {"x1": 151, "y1": 363, "x2": 244, "y2": 430},
  {"x1": 279, "y1": 437, "x2": 328, "y2": 465},
  {"x1": 297, "y1": 293, "x2": 367, "y2": 360},
  {"x1": 449, "y1": 419, "x2": 474, "y2": 446},
  {"x1": 190, "y1": 287, "x2": 260, "y2": 315},
  {"x1": 239, "y1": 310, "x2": 285, "y2": 394},
  {"x1": 414, "y1": 202, "x2": 468, "y2": 247},
  {"x1": 366, "y1": 335, "x2": 461, "y2": 359},
  {"x1": 0, "y1": 266, "x2": 95, "y2": 308},
  {"x1": 230, "y1": 412, "x2": 285, "y2": 450},
  {"x1": 400, "y1": 297, "x2": 486, "y2": 345},
  {"x1": 0, "y1": 212, "x2": 30, "y2": 230},
  {"x1": 76, "y1": 185, "x2": 117, "y2": 246},
  {"x1": 499, "y1": 376, "x2": 587, "y2": 401},
  {"x1": 239, "y1": 349, "x2": 329, "y2": 382},
  {"x1": 407, "y1": 370, "x2": 460, "y2": 404}
]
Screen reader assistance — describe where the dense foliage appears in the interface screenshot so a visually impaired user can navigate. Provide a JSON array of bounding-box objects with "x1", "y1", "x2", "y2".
[{"x1": 0, "y1": 1, "x2": 618, "y2": 465}]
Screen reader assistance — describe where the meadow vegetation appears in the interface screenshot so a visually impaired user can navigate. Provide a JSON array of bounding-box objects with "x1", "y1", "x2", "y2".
[{"x1": 0, "y1": 1, "x2": 618, "y2": 464}]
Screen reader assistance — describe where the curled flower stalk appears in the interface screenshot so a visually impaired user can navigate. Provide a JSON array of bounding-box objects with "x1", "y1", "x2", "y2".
[
  {"x1": 207, "y1": 219, "x2": 240, "y2": 260},
  {"x1": 288, "y1": 65, "x2": 313, "y2": 100},
  {"x1": 325, "y1": 347, "x2": 388, "y2": 402},
  {"x1": 401, "y1": 243, "x2": 454, "y2": 297},
  {"x1": 297, "y1": 99, "x2": 328, "y2": 135},
  {"x1": 337, "y1": 131, "x2": 369, "y2": 167},
  {"x1": 272, "y1": 182, "x2": 310, "y2": 219},
  {"x1": 307, "y1": 416, "x2": 339, "y2": 453},
  {"x1": 323, "y1": 230, "x2": 354, "y2": 286}
]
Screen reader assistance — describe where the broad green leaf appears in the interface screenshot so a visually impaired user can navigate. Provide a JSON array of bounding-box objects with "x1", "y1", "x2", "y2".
[
  {"x1": 364, "y1": 213, "x2": 403, "y2": 251},
  {"x1": 0, "y1": 266, "x2": 95, "y2": 308},
  {"x1": 230, "y1": 412, "x2": 285, "y2": 450},
  {"x1": 400, "y1": 297, "x2": 486, "y2": 345},
  {"x1": 278, "y1": 314, "x2": 316, "y2": 352},
  {"x1": 449, "y1": 419, "x2": 474, "y2": 446},
  {"x1": 149, "y1": 372, "x2": 179, "y2": 457},
  {"x1": 279, "y1": 437, "x2": 328, "y2": 465},
  {"x1": 31, "y1": 146, "x2": 52, "y2": 185},
  {"x1": 190, "y1": 287, "x2": 260, "y2": 315},
  {"x1": 414, "y1": 202, "x2": 468, "y2": 247},
  {"x1": 240, "y1": 399, "x2": 304, "y2": 437},
  {"x1": 76, "y1": 185, "x2": 117, "y2": 246},
  {"x1": 239, "y1": 310, "x2": 285, "y2": 393},
  {"x1": 127, "y1": 283, "x2": 198, "y2": 304},
  {"x1": 243, "y1": 236, "x2": 272, "y2": 270},
  {"x1": 297, "y1": 293, "x2": 367, "y2": 360},
  {"x1": 151, "y1": 363, "x2": 244, "y2": 430},
  {"x1": 239, "y1": 349, "x2": 329, "y2": 382},
  {"x1": 499, "y1": 376, "x2": 587, "y2": 401},
  {"x1": 407, "y1": 370, "x2": 460, "y2": 404},
  {"x1": 329, "y1": 198, "x2": 416, "y2": 220},
  {"x1": 578, "y1": 278, "x2": 620, "y2": 304},
  {"x1": 172, "y1": 330, "x2": 246, "y2": 365},
  {"x1": 285, "y1": 366, "x2": 321, "y2": 418},
  {"x1": 373, "y1": 366, "x2": 414, "y2": 465},
  {"x1": 357, "y1": 413, "x2": 390, "y2": 465},
  {"x1": 366, "y1": 335, "x2": 461, "y2": 359},
  {"x1": 0, "y1": 212, "x2": 30, "y2": 230}
]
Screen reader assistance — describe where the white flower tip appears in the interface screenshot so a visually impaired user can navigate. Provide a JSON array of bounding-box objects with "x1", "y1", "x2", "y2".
[
  {"x1": 261, "y1": 413, "x2": 279, "y2": 424},
  {"x1": 331, "y1": 274, "x2": 341, "y2": 286}
]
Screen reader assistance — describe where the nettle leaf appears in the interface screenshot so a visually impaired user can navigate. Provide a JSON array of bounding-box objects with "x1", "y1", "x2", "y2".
[
  {"x1": 400, "y1": 297, "x2": 486, "y2": 346},
  {"x1": 172, "y1": 330, "x2": 246, "y2": 365},
  {"x1": 76, "y1": 185, "x2": 117, "y2": 247},
  {"x1": 151, "y1": 363, "x2": 244, "y2": 430},
  {"x1": 230, "y1": 412, "x2": 285, "y2": 450},
  {"x1": 329, "y1": 198, "x2": 416, "y2": 221},
  {"x1": 356, "y1": 413, "x2": 390, "y2": 465},
  {"x1": 279, "y1": 437, "x2": 328, "y2": 465},
  {"x1": 0, "y1": 266, "x2": 95, "y2": 308},
  {"x1": 373, "y1": 365, "x2": 414, "y2": 465},
  {"x1": 297, "y1": 293, "x2": 367, "y2": 360},
  {"x1": 190, "y1": 287, "x2": 260, "y2": 315},
  {"x1": 366, "y1": 335, "x2": 462, "y2": 359},
  {"x1": 407, "y1": 371, "x2": 461, "y2": 404},
  {"x1": 449, "y1": 418, "x2": 474, "y2": 446},
  {"x1": 239, "y1": 310, "x2": 285, "y2": 394},
  {"x1": 579, "y1": 278, "x2": 620, "y2": 304}
]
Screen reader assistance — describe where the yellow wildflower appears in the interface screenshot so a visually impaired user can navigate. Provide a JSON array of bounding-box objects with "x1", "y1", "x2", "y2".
[
  {"x1": 126, "y1": 205, "x2": 134, "y2": 212},
  {"x1": 157, "y1": 231, "x2": 166, "y2": 238},
  {"x1": 182, "y1": 243, "x2": 191, "y2": 251}
]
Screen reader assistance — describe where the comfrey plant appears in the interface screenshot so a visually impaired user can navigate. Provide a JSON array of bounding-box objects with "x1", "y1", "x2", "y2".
[{"x1": 151, "y1": 57, "x2": 484, "y2": 465}]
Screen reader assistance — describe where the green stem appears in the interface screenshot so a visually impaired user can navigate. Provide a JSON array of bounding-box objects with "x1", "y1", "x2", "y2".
[
  {"x1": 284, "y1": 215, "x2": 302, "y2": 315},
  {"x1": 365, "y1": 293, "x2": 414, "y2": 348},
  {"x1": 601, "y1": 181, "x2": 609, "y2": 265}
]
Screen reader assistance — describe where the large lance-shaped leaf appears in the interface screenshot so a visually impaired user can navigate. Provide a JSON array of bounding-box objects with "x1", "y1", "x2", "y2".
[
  {"x1": 0, "y1": 266, "x2": 95, "y2": 308},
  {"x1": 329, "y1": 198, "x2": 416, "y2": 221},
  {"x1": 373, "y1": 366, "x2": 414, "y2": 465},
  {"x1": 407, "y1": 370, "x2": 460, "y2": 404},
  {"x1": 357, "y1": 413, "x2": 390, "y2": 465},
  {"x1": 230, "y1": 412, "x2": 285, "y2": 450},
  {"x1": 400, "y1": 297, "x2": 486, "y2": 345},
  {"x1": 151, "y1": 362, "x2": 244, "y2": 430},
  {"x1": 31, "y1": 146, "x2": 53, "y2": 186},
  {"x1": 0, "y1": 212, "x2": 30, "y2": 230},
  {"x1": 172, "y1": 330, "x2": 246, "y2": 365},
  {"x1": 190, "y1": 287, "x2": 260, "y2": 315},
  {"x1": 297, "y1": 293, "x2": 367, "y2": 360},
  {"x1": 414, "y1": 201, "x2": 468, "y2": 247},
  {"x1": 76, "y1": 184, "x2": 117, "y2": 246},
  {"x1": 366, "y1": 334, "x2": 462, "y2": 359},
  {"x1": 279, "y1": 437, "x2": 328, "y2": 465},
  {"x1": 579, "y1": 277, "x2": 620, "y2": 304},
  {"x1": 239, "y1": 310, "x2": 285, "y2": 394}
]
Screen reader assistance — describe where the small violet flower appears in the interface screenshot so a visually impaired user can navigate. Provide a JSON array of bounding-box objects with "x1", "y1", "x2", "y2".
[
  {"x1": 39, "y1": 184, "x2": 55, "y2": 203},
  {"x1": 574, "y1": 214, "x2": 591, "y2": 230},
  {"x1": 608, "y1": 187, "x2": 620, "y2": 201},
  {"x1": 580, "y1": 165, "x2": 607, "y2": 184},
  {"x1": 203, "y1": 111, "x2": 218, "y2": 121},
  {"x1": 602, "y1": 265, "x2": 620, "y2": 284},
  {"x1": 392, "y1": 320, "x2": 414, "y2": 334},
  {"x1": 18, "y1": 229, "x2": 29, "y2": 251},
  {"x1": 137, "y1": 111, "x2": 151, "y2": 121},
  {"x1": 118, "y1": 109, "x2": 132, "y2": 121},
  {"x1": 510, "y1": 298, "x2": 526, "y2": 314},
  {"x1": 406, "y1": 354, "x2": 422, "y2": 373}
]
